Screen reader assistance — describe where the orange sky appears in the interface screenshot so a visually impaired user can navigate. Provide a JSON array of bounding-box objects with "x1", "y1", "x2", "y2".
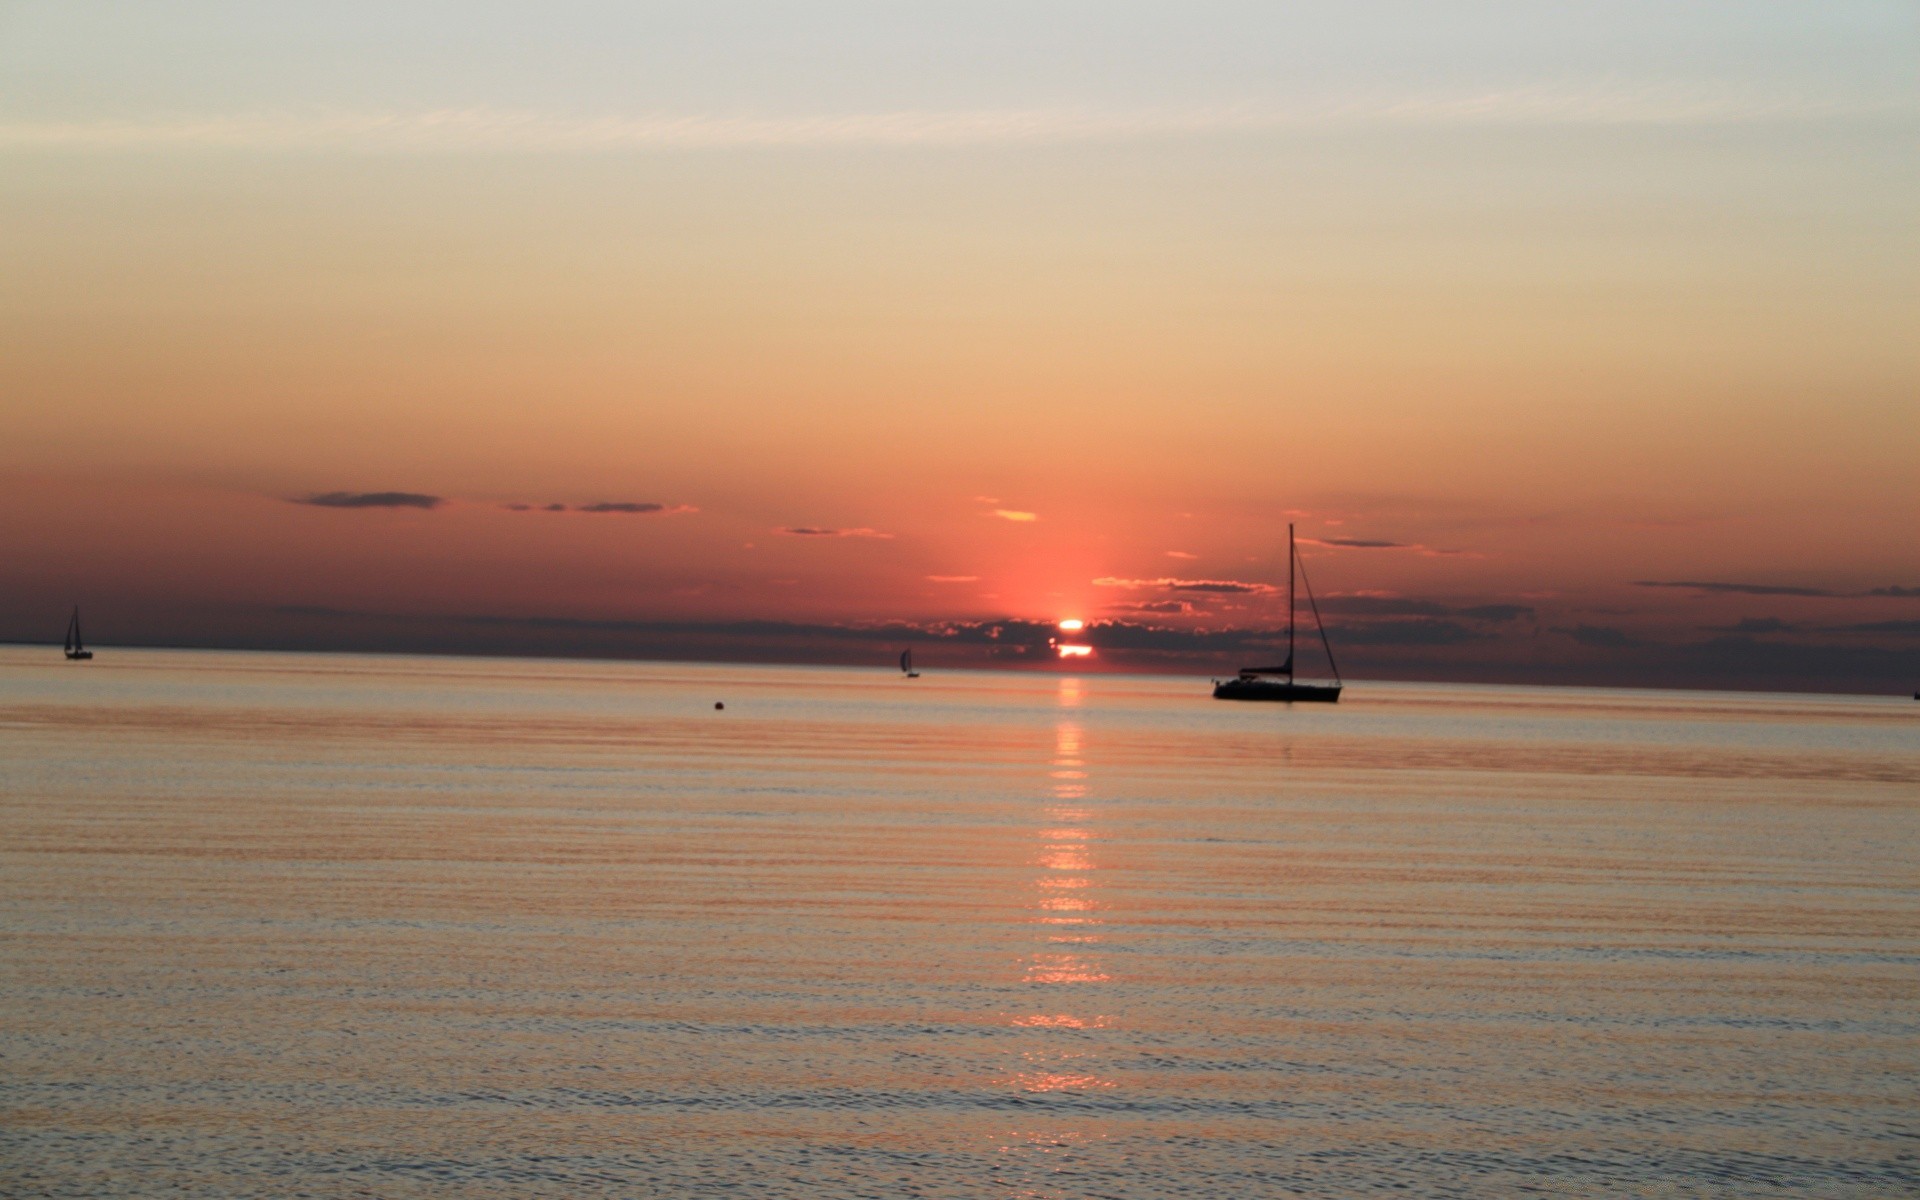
[{"x1": 2, "y1": 4, "x2": 1915, "y2": 689}]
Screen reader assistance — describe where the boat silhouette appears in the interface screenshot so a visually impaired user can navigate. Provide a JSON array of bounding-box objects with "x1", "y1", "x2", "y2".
[
  {"x1": 63, "y1": 606, "x2": 93, "y2": 661},
  {"x1": 1212, "y1": 524, "x2": 1340, "y2": 703},
  {"x1": 899, "y1": 649, "x2": 920, "y2": 678}
]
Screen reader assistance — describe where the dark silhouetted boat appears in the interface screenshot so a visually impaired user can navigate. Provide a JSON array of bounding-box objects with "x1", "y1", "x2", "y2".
[
  {"x1": 64, "y1": 606, "x2": 93, "y2": 661},
  {"x1": 1213, "y1": 524, "x2": 1340, "y2": 703},
  {"x1": 900, "y1": 649, "x2": 920, "y2": 678}
]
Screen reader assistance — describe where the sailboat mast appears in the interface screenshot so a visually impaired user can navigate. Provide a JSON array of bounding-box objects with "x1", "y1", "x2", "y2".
[{"x1": 1287, "y1": 524, "x2": 1295, "y2": 679}]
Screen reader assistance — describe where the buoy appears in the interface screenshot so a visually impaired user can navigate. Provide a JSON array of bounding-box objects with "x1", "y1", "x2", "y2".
[{"x1": 714, "y1": 702, "x2": 724, "y2": 710}]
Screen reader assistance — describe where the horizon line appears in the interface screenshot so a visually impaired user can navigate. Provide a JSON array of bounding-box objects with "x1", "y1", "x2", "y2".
[
  {"x1": 2, "y1": 87, "x2": 1909, "y2": 153},
  {"x1": 0, "y1": 638, "x2": 1902, "y2": 700}
]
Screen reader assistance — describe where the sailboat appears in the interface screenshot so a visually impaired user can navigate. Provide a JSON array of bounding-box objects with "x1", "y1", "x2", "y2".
[
  {"x1": 63, "y1": 606, "x2": 93, "y2": 661},
  {"x1": 1212, "y1": 524, "x2": 1340, "y2": 703},
  {"x1": 899, "y1": 649, "x2": 920, "y2": 679}
]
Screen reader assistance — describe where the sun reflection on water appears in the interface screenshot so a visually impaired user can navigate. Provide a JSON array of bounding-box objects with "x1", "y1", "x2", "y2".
[{"x1": 992, "y1": 674, "x2": 1121, "y2": 1177}]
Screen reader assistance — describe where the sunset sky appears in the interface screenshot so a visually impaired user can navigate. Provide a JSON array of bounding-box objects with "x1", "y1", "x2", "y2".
[{"x1": 3, "y1": 2, "x2": 1915, "y2": 690}]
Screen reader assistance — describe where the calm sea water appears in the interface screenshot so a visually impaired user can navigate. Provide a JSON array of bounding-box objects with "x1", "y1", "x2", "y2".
[{"x1": 2, "y1": 647, "x2": 1916, "y2": 1198}]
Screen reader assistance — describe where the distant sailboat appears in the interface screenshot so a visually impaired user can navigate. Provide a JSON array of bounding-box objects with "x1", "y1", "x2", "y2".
[
  {"x1": 1212, "y1": 524, "x2": 1340, "y2": 703},
  {"x1": 63, "y1": 606, "x2": 93, "y2": 661},
  {"x1": 900, "y1": 649, "x2": 920, "y2": 679}
]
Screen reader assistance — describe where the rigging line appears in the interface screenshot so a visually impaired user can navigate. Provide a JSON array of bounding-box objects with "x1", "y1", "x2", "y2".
[{"x1": 1293, "y1": 548, "x2": 1341, "y2": 683}]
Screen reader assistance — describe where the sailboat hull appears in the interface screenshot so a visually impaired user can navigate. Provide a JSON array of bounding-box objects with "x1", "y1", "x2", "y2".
[
  {"x1": 1212, "y1": 678, "x2": 1340, "y2": 703},
  {"x1": 65, "y1": 651, "x2": 93, "y2": 661}
]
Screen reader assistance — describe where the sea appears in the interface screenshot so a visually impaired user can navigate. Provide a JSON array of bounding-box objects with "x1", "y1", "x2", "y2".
[{"x1": 2, "y1": 646, "x2": 1916, "y2": 1198}]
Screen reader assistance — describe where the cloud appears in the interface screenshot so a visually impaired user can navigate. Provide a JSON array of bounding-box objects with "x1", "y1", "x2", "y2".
[
  {"x1": 1092, "y1": 576, "x2": 1277, "y2": 595},
  {"x1": 1332, "y1": 619, "x2": 1488, "y2": 647},
  {"x1": 295, "y1": 491, "x2": 442, "y2": 510},
  {"x1": 1299, "y1": 535, "x2": 1479, "y2": 558},
  {"x1": 1165, "y1": 551, "x2": 1198, "y2": 560},
  {"x1": 1829, "y1": 620, "x2": 1920, "y2": 637},
  {"x1": 1635, "y1": 580, "x2": 1833, "y2": 597},
  {"x1": 927, "y1": 575, "x2": 979, "y2": 583},
  {"x1": 504, "y1": 501, "x2": 695, "y2": 515},
  {"x1": 1719, "y1": 615, "x2": 1920, "y2": 637},
  {"x1": 1318, "y1": 595, "x2": 1448, "y2": 617},
  {"x1": 1642, "y1": 579, "x2": 1920, "y2": 600},
  {"x1": 1107, "y1": 599, "x2": 1197, "y2": 615},
  {"x1": 1708, "y1": 617, "x2": 1801, "y2": 634},
  {"x1": 1552, "y1": 624, "x2": 1648, "y2": 649},
  {"x1": 1314, "y1": 597, "x2": 1534, "y2": 623},
  {"x1": 778, "y1": 526, "x2": 894, "y2": 539},
  {"x1": 576, "y1": 501, "x2": 697, "y2": 514},
  {"x1": 1456, "y1": 604, "x2": 1535, "y2": 623},
  {"x1": 992, "y1": 510, "x2": 1039, "y2": 523}
]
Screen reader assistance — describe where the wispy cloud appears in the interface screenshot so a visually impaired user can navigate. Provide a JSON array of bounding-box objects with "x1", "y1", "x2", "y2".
[
  {"x1": 1106, "y1": 599, "x2": 1197, "y2": 615},
  {"x1": 1093, "y1": 576, "x2": 1277, "y2": 595},
  {"x1": 1706, "y1": 617, "x2": 1800, "y2": 634},
  {"x1": 294, "y1": 490, "x2": 441, "y2": 510},
  {"x1": 1165, "y1": 550, "x2": 1198, "y2": 560},
  {"x1": 1299, "y1": 535, "x2": 1479, "y2": 558},
  {"x1": 5, "y1": 85, "x2": 1902, "y2": 153},
  {"x1": 1319, "y1": 595, "x2": 1533, "y2": 622},
  {"x1": 992, "y1": 510, "x2": 1039, "y2": 523},
  {"x1": 505, "y1": 501, "x2": 695, "y2": 515},
  {"x1": 926, "y1": 574, "x2": 979, "y2": 583},
  {"x1": 575, "y1": 501, "x2": 696, "y2": 515},
  {"x1": 1552, "y1": 624, "x2": 1650, "y2": 649},
  {"x1": 1636, "y1": 579, "x2": 1832, "y2": 597},
  {"x1": 778, "y1": 526, "x2": 894, "y2": 539},
  {"x1": 1634, "y1": 580, "x2": 1920, "y2": 599}
]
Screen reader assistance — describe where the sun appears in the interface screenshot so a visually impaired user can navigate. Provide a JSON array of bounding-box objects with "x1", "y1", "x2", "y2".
[{"x1": 1053, "y1": 619, "x2": 1091, "y2": 658}]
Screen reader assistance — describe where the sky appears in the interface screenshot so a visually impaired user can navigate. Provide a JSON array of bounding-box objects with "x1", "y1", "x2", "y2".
[{"x1": 2, "y1": 1, "x2": 1916, "y2": 691}]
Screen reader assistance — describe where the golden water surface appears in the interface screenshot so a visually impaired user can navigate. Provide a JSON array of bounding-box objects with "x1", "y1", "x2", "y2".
[{"x1": 2, "y1": 648, "x2": 1916, "y2": 1197}]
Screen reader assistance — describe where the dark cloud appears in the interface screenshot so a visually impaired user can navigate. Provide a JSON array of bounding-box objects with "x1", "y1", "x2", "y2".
[
  {"x1": 503, "y1": 501, "x2": 691, "y2": 514},
  {"x1": 1638, "y1": 580, "x2": 1920, "y2": 600},
  {"x1": 778, "y1": 526, "x2": 894, "y2": 539},
  {"x1": 296, "y1": 491, "x2": 442, "y2": 510},
  {"x1": 1319, "y1": 596, "x2": 1532, "y2": 623},
  {"x1": 1318, "y1": 595, "x2": 1449, "y2": 616},
  {"x1": 1709, "y1": 617, "x2": 1799, "y2": 635},
  {"x1": 1830, "y1": 620, "x2": 1920, "y2": 636},
  {"x1": 1092, "y1": 576, "x2": 1276, "y2": 594},
  {"x1": 1456, "y1": 604, "x2": 1534, "y2": 623},
  {"x1": 1298, "y1": 536, "x2": 1479, "y2": 558},
  {"x1": 1331, "y1": 619, "x2": 1487, "y2": 646},
  {"x1": 1552, "y1": 624, "x2": 1647, "y2": 649},
  {"x1": 1107, "y1": 600, "x2": 1197, "y2": 615},
  {"x1": 1635, "y1": 580, "x2": 1832, "y2": 597}
]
